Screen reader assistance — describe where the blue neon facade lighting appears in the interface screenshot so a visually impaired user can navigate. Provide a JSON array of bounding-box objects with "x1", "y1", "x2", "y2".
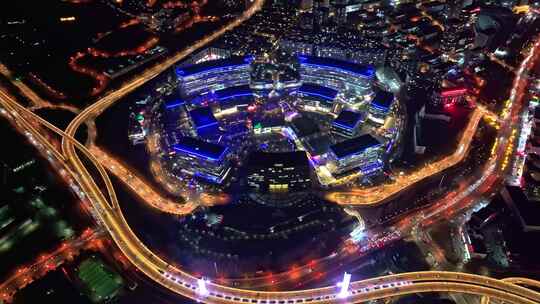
[
  {"x1": 189, "y1": 106, "x2": 218, "y2": 129},
  {"x1": 371, "y1": 102, "x2": 390, "y2": 111},
  {"x1": 218, "y1": 93, "x2": 254, "y2": 101},
  {"x1": 297, "y1": 90, "x2": 335, "y2": 101},
  {"x1": 178, "y1": 64, "x2": 248, "y2": 78},
  {"x1": 195, "y1": 121, "x2": 219, "y2": 130},
  {"x1": 333, "y1": 121, "x2": 357, "y2": 131},
  {"x1": 297, "y1": 83, "x2": 338, "y2": 101},
  {"x1": 298, "y1": 56, "x2": 375, "y2": 78},
  {"x1": 330, "y1": 135, "x2": 382, "y2": 160},
  {"x1": 371, "y1": 91, "x2": 394, "y2": 111},
  {"x1": 333, "y1": 110, "x2": 363, "y2": 130},
  {"x1": 173, "y1": 144, "x2": 228, "y2": 162},
  {"x1": 360, "y1": 161, "x2": 384, "y2": 174},
  {"x1": 243, "y1": 55, "x2": 255, "y2": 63},
  {"x1": 176, "y1": 56, "x2": 251, "y2": 78},
  {"x1": 165, "y1": 99, "x2": 186, "y2": 109},
  {"x1": 215, "y1": 85, "x2": 254, "y2": 101}
]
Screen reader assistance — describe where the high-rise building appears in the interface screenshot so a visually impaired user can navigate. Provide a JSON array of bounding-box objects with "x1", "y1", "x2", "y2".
[{"x1": 441, "y1": 18, "x2": 463, "y2": 55}]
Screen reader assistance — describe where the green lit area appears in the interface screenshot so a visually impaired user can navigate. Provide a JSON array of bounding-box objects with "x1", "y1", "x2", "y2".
[
  {"x1": 0, "y1": 219, "x2": 39, "y2": 253},
  {"x1": 0, "y1": 193, "x2": 74, "y2": 259},
  {"x1": 77, "y1": 256, "x2": 124, "y2": 303}
]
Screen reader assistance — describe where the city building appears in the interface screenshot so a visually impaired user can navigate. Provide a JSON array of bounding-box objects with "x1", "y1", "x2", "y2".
[
  {"x1": 298, "y1": 56, "x2": 375, "y2": 95},
  {"x1": 176, "y1": 56, "x2": 252, "y2": 98},
  {"x1": 369, "y1": 90, "x2": 395, "y2": 124},
  {"x1": 328, "y1": 134, "x2": 384, "y2": 176},
  {"x1": 433, "y1": 87, "x2": 469, "y2": 108},
  {"x1": 128, "y1": 112, "x2": 147, "y2": 145},
  {"x1": 188, "y1": 106, "x2": 220, "y2": 137},
  {"x1": 332, "y1": 110, "x2": 364, "y2": 138},
  {"x1": 246, "y1": 151, "x2": 312, "y2": 192},
  {"x1": 183, "y1": 47, "x2": 232, "y2": 66},
  {"x1": 171, "y1": 137, "x2": 231, "y2": 184}
]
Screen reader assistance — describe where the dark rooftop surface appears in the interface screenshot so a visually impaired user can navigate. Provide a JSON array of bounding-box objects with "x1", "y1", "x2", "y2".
[
  {"x1": 330, "y1": 134, "x2": 381, "y2": 159},
  {"x1": 247, "y1": 151, "x2": 310, "y2": 168},
  {"x1": 189, "y1": 106, "x2": 218, "y2": 129},
  {"x1": 215, "y1": 85, "x2": 253, "y2": 101},
  {"x1": 372, "y1": 90, "x2": 394, "y2": 109},
  {"x1": 333, "y1": 110, "x2": 363, "y2": 129},
  {"x1": 306, "y1": 135, "x2": 332, "y2": 155},
  {"x1": 297, "y1": 83, "x2": 338, "y2": 101},
  {"x1": 290, "y1": 116, "x2": 320, "y2": 138},
  {"x1": 173, "y1": 136, "x2": 228, "y2": 160}
]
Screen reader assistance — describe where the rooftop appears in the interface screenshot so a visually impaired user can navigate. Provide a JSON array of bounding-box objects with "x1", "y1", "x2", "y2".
[
  {"x1": 173, "y1": 136, "x2": 228, "y2": 161},
  {"x1": 163, "y1": 93, "x2": 185, "y2": 109},
  {"x1": 290, "y1": 116, "x2": 320, "y2": 138},
  {"x1": 372, "y1": 90, "x2": 394, "y2": 110},
  {"x1": 298, "y1": 55, "x2": 375, "y2": 78},
  {"x1": 189, "y1": 106, "x2": 218, "y2": 129},
  {"x1": 247, "y1": 151, "x2": 310, "y2": 168},
  {"x1": 297, "y1": 83, "x2": 338, "y2": 101},
  {"x1": 176, "y1": 56, "x2": 252, "y2": 77},
  {"x1": 333, "y1": 110, "x2": 364, "y2": 130},
  {"x1": 215, "y1": 85, "x2": 253, "y2": 101},
  {"x1": 330, "y1": 134, "x2": 381, "y2": 159}
]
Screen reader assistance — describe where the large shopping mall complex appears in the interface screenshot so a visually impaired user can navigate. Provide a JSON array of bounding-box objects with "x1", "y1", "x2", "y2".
[{"x1": 145, "y1": 50, "x2": 405, "y2": 192}]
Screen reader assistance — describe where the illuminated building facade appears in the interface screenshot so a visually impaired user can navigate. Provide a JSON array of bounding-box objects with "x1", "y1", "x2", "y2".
[
  {"x1": 246, "y1": 151, "x2": 312, "y2": 192},
  {"x1": 189, "y1": 47, "x2": 232, "y2": 65},
  {"x1": 188, "y1": 106, "x2": 220, "y2": 137},
  {"x1": 328, "y1": 134, "x2": 383, "y2": 176},
  {"x1": 369, "y1": 90, "x2": 395, "y2": 124},
  {"x1": 166, "y1": 52, "x2": 392, "y2": 187},
  {"x1": 171, "y1": 137, "x2": 231, "y2": 184},
  {"x1": 298, "y1": 56, "x2": 374, "y2": 95},
  {"x1": 176, "y1": 56, "x2": 253, "y2": 98},
  {"x1": 332, "y1": 110, "x2": 364, "y2": 138},
  {"x1": 433, "y1": 87, "x2": 469, "y2": 108}
]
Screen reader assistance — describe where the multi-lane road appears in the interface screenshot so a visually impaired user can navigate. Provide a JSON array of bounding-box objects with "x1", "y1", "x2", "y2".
[
  {"x1": 1, "y1": 0, "x2": 540, "y2": 302},
  {"x1": 326, "y1": 105, "x2": 489, "y2": 206},
  {"x1": 4, "y1": 81, "x2": 540, "y2": 304}
]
